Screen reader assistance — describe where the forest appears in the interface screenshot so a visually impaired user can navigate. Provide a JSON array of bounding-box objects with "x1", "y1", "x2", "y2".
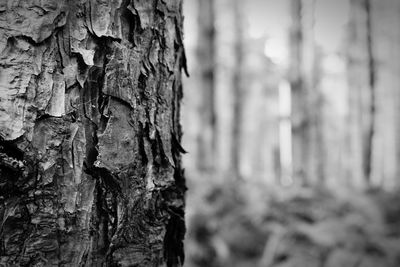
[
  {"x1": 0, "y1": 0, "x2": 400, "y2": 266},
  {"x1": 183, "y1": 0, "x2": 400, "y2": 266}
]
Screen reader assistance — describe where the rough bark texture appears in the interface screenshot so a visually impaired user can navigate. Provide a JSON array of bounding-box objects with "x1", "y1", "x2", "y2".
[{"x1": 0, "y1": 0, "x2": 187, "y2": 266}]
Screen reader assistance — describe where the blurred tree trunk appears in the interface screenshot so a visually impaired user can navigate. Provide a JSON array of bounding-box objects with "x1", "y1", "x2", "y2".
[
  {"x1": 347, "y1": 0, "x2": 377, "y2": 188},
  {"x1": 370, "y1": 0, "x2": 400, "y2": 189},
  {"x1": 289, "y1": 0, "x2": 323, "y2": 186},
  {"x1": 290, "y1": 0, "x2": 308, "y2": 185},
  {"x1": 0, "y1": 1, "x2": 186, "y2": 266},
  {"x1": 347, "y1": 0, "x2": 371, "y2": 188},
  {"x1": 289, "y1": 0, "x2": 309, "y2": 185},
  {"x1": 347, "y1": 0, "x2": 400, "y2": 189},
  {"x1": 306, "y1": 1, "x2": 325, "y2": 187},
  {"x1": 363, "y1": 0, "x2": 375, "y2": 186},
  {"x1": 231, "y1": 0, "x2": 244, "y2": 179},
  {"x1": 310, "y1": 47, "x2": 325, "y2": 186},
  {"x1": 196, "y1": 0, "x2": 217, "y2": 172}
]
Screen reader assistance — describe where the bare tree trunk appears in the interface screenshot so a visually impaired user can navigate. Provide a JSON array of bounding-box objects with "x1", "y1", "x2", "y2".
[
  {"x1": 363, "y1": 0, "x2": 376, "y2": 186},
  {"x1": 363, "y1": 0, "x2": 400, "y2": 189},
  {"x1": 231, "y1": 0, "x2": 244, "y2": 179},
  {"x1": 347, "y1": 0, "x2": 377, "y2": 189},
  {"x1": 289, "y1": 0, "x2": 309, "y2": 185},
  {"x1": 0, "y1": 1, "x2": 186, "y2": 266},
  {"x1": 196, "y1": 0, "x2": 217, "y2": 172},
  {"x1": 289, "y1": 0, "x2": 322, "y2": 186},
  {"x1": 301, "y1": 0, "x2": 324, "y2": 186},
  {"x1": 311, "y1": 46, "x2": 325, "y2": 187},
  {"x1": 347, "y1": 0, "x2": 370, "y2": 189}
]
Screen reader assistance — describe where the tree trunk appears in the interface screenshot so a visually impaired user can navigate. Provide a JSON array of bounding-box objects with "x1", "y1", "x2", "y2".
[
  {"x1": 347, "y1": 0, "x2": 380, "y2": 189},
  {"x1": 289, "y1": 0, "x2": 322, "y2": 186},
  {"x1": 196, "y1": 0, "x2": 216, "y2": 172},
  {"x1": 0, "y1": 1, "x2": 186, "y2": 266},
  {"x1": 350, "y1": 0, "x2": 400, "y2": 189},
  {"x1": 363, "y1": 0, "x2": 375, "y2": 186},
  {"x1": 303, "y1": 0, "x2": 325, "y2": 187},
  {"x1": 231, "y1": 0, "x2": 244, "y2": 179},
  {"x1": 369, "y1": 0, "x2": 400, "y2": 189},
  {"x1": 289, "y1": 0, "x2": 310, "y2": 185},
  {"x1": 347, "y1": 0, "x2": 371, "y2": 189},
  {"x1": 312, "y1": 48, "x2": 325, "y2": 187}
]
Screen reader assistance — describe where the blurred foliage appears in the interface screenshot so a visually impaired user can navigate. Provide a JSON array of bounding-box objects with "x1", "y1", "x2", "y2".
[{"x1": 185, "y1": 178, "x2": 400, "y2": 267}]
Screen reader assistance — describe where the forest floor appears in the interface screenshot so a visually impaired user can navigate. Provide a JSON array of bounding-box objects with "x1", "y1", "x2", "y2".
[{"x1": 184, "y1": 176, "x2": 400, "y2": 267}]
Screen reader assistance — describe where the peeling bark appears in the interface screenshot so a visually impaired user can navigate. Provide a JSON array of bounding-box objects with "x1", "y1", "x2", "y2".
[{"x1": 0, "y1": 0, "x2": 186, "y2": 266}]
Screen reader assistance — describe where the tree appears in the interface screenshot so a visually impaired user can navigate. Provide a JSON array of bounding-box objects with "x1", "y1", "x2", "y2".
[
  {"x1": 346, "y1": 0, "x2": 373, "y2": 189},
  {"x1": 363, "y1": 0, "x2": 376, "y2": 187},
  {"x1": 0, "y1": 1, "x2": 186, "y2": 266},
  {"x1": 289, "y1": 0, "x2": 324, "y2": 186},
  {"x1": 231, "y1": 0, "x2": 244, "y2": 179},
  {"x1": 347, "y1": 0, "x2": 400, "y2": 189},
  {"x1": 196, "y1": 0, "x2": 217, "y2": 172},
  {"x1": 346, "y1": 0, "x2": 377, "y2": 188},
  {"x1": 289, "y1": 0, "x2": 309, "y2": 185}
]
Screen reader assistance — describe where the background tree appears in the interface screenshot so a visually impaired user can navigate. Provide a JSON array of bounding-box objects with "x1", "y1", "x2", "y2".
[
  {"x1": 347, "y1": 0, "x2": 376, "y2": 187},
  {"x1": 181, "y1": 0, "x2": 400, "y2": 266},
  {"x1": 231, "y1": 0, "x2": 244, "y2": 179},
  {"x1": 289, "y1": 0, "x2": 324, "y2": 186},
  {"x1": 366, "y1": 0, "x2": 400, "y2": 189},
  {"x1": 346, "y1": 0, "x2": 400, "y2": 189},
  {"x1": 196, "y1": 0, "x2": 217, "y2": 172},
  {"x1": 0, "y1": 0, "x2": 186, "y2": 266},
  {"x1": 289, "y1": 0, "x2": 310, "y2": 185}
]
